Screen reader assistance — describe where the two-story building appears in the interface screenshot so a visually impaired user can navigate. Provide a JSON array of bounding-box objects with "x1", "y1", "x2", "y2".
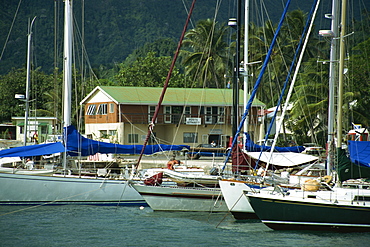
[{"x1": 80, "y1": 86, "x2": 266, "y2": 147}]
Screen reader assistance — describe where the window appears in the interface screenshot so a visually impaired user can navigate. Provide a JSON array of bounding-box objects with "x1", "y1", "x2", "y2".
[
  {"x1": 203, "y1": 106, "x2": 224, "y2": 124},
  {"x1": 128, "y1": 134, "x2": 139, "y2": 143},
  {"x1": 109, "y1": 103, "x2": 115, "y2": 113},
  {"x1": 164, "y1": 106, "x2": 171, "y2": 123},
  {"x1": 217, "y1": 107, "x2": 225, "y2": 123},
  {"x1": 183, "y1": 132, "x2": 198, "y2": 143},
  {"x1": 100, "y1": 130, "x2": 108, "y2": 139},
  {"x1": 97, "y1": 104, "x2": 107, "y2": 115},
  {"x1": 183, "y1": 106, "x2": 191, "y2": 124},
  {"x1": 41, "y1": 125, "x2": 48, "y2": 134},
  {"x1": 205, "y1": 107, "x2": 213, "y2": 124},
  {"x1": 184, "y1": 106, "x2": 191, "y2": 115},
  {"x1": 109, "y1": 130, "x2": 117, "y2": 136},
  {"x1": 148, "y1": 106, "x2": 156, "y2": 123},
  {"x1": 86, "y1": 104, "x2": 96, "y2": 115}
]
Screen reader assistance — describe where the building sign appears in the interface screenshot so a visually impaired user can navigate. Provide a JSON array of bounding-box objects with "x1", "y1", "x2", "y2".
[
  {"x1": 209, "y1": 129, "x2": 222, "y2": 134},
  {"x1": 186, "y1": 118, "x2": 201, "y2": 125}
]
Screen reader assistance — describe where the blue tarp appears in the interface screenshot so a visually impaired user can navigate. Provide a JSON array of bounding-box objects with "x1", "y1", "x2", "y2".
[
  {"x1": 0, "y1": 125, "x2": 189, "y2": 158},
  {"x1": 348, "y1": 141, "x2": 370, "y2": 168},
  {"x1": 244, "y1": 133, "x2": 305, "y2": 153},
  {"x1": 65, "y1": 125, "x2": 189, "y2": 156},
  {"x1": 0, "y1": 142, "x2": 65, "y2": 158}
]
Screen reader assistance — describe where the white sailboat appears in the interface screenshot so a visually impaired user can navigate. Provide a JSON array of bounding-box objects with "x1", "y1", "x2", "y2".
[
  {"x1": 245, "y1": 0, "x2": 370, "y2": 232},
  {"x1": 0, "y1": 0, "x2": 145, "y2": 206},
  {"x1": 219, "y1": 0, "x2": 324, "y2": 219}
]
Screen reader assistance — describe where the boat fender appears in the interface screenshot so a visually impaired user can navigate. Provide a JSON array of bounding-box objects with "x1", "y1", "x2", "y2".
[{"x1": 323, "y1": 175, "x2": 332, "y2": 184}]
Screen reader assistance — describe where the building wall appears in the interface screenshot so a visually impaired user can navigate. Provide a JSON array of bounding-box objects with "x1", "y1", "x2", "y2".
[
  {"x1": 85, "y1": 102, "x2": 118, "y2": 124},
  {"x1": 82, "y1": 90, "x2": 265, "y2": 147}
]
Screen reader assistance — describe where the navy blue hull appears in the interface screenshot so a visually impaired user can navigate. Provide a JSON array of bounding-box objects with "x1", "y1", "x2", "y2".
[{"x1": 247, "y1": 195, "x2": 370, "y2": 232}]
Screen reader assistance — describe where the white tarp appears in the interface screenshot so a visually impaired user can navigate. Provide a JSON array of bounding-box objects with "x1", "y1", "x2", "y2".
[
  {"x1": 246, "y1": 152, "x2": 319, "y2": 167},
  {"x1": 0, "y1": 157, "x2": 21, "y2": 165}
]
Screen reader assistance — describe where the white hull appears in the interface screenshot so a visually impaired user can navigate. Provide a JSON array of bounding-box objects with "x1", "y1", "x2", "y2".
[
  {"x1": 0, "y1": 168, "x2": 54, "y2": 175},
  {"x1": 132, "y1": 183, "x2": 227, "y2": 212},
  {"x1": 219, "y1": 179, "x2": 257, "y2": 219},
  {"x1": 0, "y1": 172, "x2": 145, "y2": 206}
]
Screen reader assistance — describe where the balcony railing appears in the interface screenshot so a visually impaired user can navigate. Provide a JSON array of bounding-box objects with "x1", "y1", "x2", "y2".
[{"x1": 119, "y1": 113, "x2": 259, "y2": 125}]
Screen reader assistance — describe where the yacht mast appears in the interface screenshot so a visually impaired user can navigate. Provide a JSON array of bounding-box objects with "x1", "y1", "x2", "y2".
[
  {"x1": 337, "y1": 0, "x2": 347, "y2": 152},
  {"x1": 24, "y1": 17, "x2": 36, "y2": 146},
  {"x1": 62, "y1": 0, "x2": 73, "y2": 172},
  {"x1": 325, "y1": 0, "x2": 340, "y2": 175}
]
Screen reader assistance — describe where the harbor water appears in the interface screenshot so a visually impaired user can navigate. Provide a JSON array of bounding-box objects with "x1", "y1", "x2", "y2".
[{"x1": 0, "y1": 205, "x2": 369, "y2": 247}]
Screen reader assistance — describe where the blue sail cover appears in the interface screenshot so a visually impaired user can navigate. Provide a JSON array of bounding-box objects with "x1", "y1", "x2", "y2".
[
  {"x1": 0, "y1": 142, "x2": 65, "y2": 158},
  {"x1": 348, "y1": 141, "x2": 370, "y2": 168},
  {"x1": 0, "y1": 125, "x2": 189, "y2": 158},
  {"x1": 244, "y1": 133, "x2": 305, "y2": 153},
  {"x1": 65, "y1": 125, "x2": 189, "y2": 156}
]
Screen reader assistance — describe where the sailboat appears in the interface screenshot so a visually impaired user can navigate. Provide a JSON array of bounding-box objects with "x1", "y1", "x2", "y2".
[
  {"x1": 131, "y1": 0, "x2": 303, "y2": 212},
  {"x1": 0, "y1": 0, "x2": 185, "y2": 206},
  {"x1": 245, "y1": 0, "x2": 370, "y2": 232},
  {"x1": 219, "y1": 0, "x2": 325, "y2": 220}
]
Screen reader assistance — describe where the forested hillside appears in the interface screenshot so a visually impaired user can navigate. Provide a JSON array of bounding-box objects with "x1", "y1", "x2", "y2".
[
  {"x1": 1, "y1": 0, "x2": 370, "y2": 146},
  {"x1": 0, "y1": 0, "x2": 345, "y2": 75}
]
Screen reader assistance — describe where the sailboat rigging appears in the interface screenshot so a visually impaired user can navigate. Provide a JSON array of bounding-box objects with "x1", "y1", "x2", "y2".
[
  {"x1": 245, "y1": 0, "x2": 370, "y2": 232},
  {"x1": 0, "y1": 0, "x2": 185, "y2": 206}
]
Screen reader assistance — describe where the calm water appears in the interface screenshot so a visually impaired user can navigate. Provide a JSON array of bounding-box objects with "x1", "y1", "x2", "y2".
[{"x1": 0, "y1": 205, "x2": 369, "y2": 247}]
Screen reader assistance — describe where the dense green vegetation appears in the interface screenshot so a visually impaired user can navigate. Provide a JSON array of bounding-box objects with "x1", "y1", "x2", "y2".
[{"x1": 1, "y1": 1, "x2": 370, "y2": 146}]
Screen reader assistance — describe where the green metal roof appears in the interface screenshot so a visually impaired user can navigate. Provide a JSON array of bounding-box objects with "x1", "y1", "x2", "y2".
[{"x1": 98, "y1": 86, "x2": 265, "y2": 107}]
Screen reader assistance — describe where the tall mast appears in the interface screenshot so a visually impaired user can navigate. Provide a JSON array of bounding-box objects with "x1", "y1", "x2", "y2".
[
  {"x1": 62, "y1": 0, "x2": 73, "y2": 172},
  {"x1": 325, "y1": 0, "x2": 340, "y2": 175},
  {"x1": 24, "y1": 17, "x2": 36, "y2": 146},
  {"x1": 337, "y1": 0, "x2": 347, "y2": 152},
  {"x1": 243, "y1": 0, "x2": 249, "y2": 142},
  {"x1": 232, "y1": 0, "x2": 242, "y2": 139}
]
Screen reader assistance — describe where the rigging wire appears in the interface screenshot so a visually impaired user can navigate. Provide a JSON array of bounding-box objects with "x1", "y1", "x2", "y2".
[{"x1": 0, "y1": 0, "x2": 22, "y2": 62}]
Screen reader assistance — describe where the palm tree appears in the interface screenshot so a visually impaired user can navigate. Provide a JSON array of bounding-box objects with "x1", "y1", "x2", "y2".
[{"x1": 181, "y1": 19, "x2": 230, "y2": 88}]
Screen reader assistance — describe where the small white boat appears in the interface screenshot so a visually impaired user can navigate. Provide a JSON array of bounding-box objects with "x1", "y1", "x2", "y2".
[{"x1": 131, "y1": 183, "x2": 227, "y2": 212}]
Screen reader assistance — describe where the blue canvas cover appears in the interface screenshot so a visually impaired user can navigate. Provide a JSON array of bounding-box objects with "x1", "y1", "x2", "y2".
[
  {"x1": 338, "y1": 145, "x2": 370, "y2": 181},
  {"x1": 0, "y1": 142, "x2": 65, "y2": 158},
  {"x1": 65, "y1": 125, "x2": 189, "y2": 156},
  {"x1": 348, "y1": 141, "x2": 370, "y2": 168},
  {"x1": 244, "y1": 133, "x2": 305, "y2": 153},
  {"x1": 0, "y1": 125, "x2": 189, "y2": 158}
]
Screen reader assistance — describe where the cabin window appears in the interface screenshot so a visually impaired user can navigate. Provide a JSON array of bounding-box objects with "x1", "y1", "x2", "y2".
[
  {"x1": 97, "y1": 104, "x2": 107, "y2": 115},
  {"x1": 86, "y1": 104, "x2": 96, "y2": 115},
  {"x1": 183, "y1": 132, "x2": 198, "y2": 143},
  {"x1": 109, "y1": 103, "x2": 115, "y2": 113},
  {"x1": 128, "y1": 134, "x2": 139, "y2": 143}
]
